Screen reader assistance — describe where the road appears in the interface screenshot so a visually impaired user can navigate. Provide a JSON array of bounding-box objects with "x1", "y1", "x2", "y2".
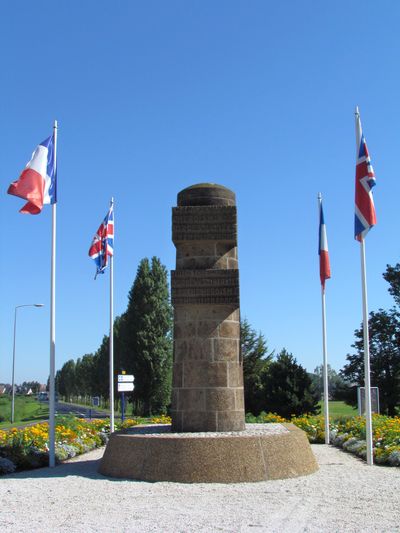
[{"x1": 55, "y1": 401, "x2": 109, "y2": 419}]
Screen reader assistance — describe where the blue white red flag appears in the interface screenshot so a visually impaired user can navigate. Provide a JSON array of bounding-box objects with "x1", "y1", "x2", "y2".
[
  {"x1": 89, "y1": 205, "x2": 114, "y2": 278},
  {"x1": 318, "y1": 198, "x2": 331, "y2": 289},
  {"x1": 354, "y1": 108, "x2": 376, "y2": 241},
  {"x1": 7, "y1": 134, "x2": 56, "y2": 214}
]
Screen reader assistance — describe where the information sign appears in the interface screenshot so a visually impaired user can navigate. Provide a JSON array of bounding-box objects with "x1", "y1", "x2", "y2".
[
  {"x1": 357, "y1": 387, "x2": 380, "y2": 415},
  {"x1": 118, "y1": 382, "x2": 134, "y2": 392},
  {"x1": 118, "y1": 374, "x2": 134, "y2": 383}
]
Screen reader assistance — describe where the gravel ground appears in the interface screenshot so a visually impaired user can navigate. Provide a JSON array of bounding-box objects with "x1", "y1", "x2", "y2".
[{"x1": 1, "y1": 444, "x2": 399, "y2": 532}]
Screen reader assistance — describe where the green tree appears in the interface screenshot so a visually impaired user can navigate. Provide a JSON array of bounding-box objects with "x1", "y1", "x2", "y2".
[
  {"x1": 311, "y1": 364, "x2": 351, "y2": 401},
  {"x1": 383, "y1": 263, "x2": 400, "y2": 306},
  {"x1": 21, "y1": 381, "x2": 41, "y2": 394},
  {"x1": 56, "y1": 359, "x2": 77, "y2": 400},
  {"x1": 341, "y1": 309, "x2": 400, "y2": 416},
  {"x1": 262, "y1": 349, "x2": 320, "y2": 418},
  {"x1": 119, "y1": 257, "x2": 173, "y2": 415},
  {"x1": 75, "y1": 354, "x2": 95, "y2": 397},
  {"x1": 241, "y1": 318, "x2": 272, "y2": 415},
  {"x1": 341, "y1": 263, "x2": 400, "y2": 416}
]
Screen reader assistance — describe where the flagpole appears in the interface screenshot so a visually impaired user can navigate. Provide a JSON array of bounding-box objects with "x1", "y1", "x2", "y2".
[
  {"x1": 320, "y1": 286, "x2": 330, "y2": 443},
  {"x1": 318, "y1": 193, "x2": 330, "y2": 444},
  {"x1": 360, "y1": 236, "x2": 373, "y2": 465},
  {"x1": 49, "y1": 119, "x2": 57, "y2": 468},
  {"x1": 109, "y1": 197, "x2": 115, "y2": 433}
]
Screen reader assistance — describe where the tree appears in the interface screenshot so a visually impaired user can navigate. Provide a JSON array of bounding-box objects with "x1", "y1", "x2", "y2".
[
  {"x1": 75, "y1": 354, "x2": 95, "y2": 397},
  {"x1": 119, "y1": 257, "x2": 173, "y2": 415},
  {"x1": 241, "y1": 318, "x2": 273, "y2": 415},
  {"x1": 21, "y1": 381, "x2": 41, "y2": 394},
  {"x1": 262, "y1": 349, "x2": 320, "y2": 418},
  {"x1": 311, "y1": 364, "x2": 351, "y2": 401},
  {"x1": 341, "y1": 309, "x2": 400, "y2": 416},
  {"x1": 383, "y1": 263, "x2": 400, "y2": 306},
  {"x1": 341, "y1": 263, "x2": 400, "y2": 416},
  {"x1": 56, "y1": 360, "x2": 77, "y2": 400}
]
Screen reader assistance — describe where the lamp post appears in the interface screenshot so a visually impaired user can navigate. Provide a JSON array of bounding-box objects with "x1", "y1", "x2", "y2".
[{"x1": 11, "y1": 304, "x2": 44, "y2": 423}]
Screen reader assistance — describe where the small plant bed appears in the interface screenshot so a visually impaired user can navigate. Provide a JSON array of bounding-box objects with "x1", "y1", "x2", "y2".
[
  {"x1": 0, "y1": 414, "x2": 171, "y2": 475},
  {"x1": 245, "y1": 412, "x2": 400, "y2": 467}
]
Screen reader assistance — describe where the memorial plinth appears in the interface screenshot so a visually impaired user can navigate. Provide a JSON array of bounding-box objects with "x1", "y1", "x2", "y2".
[{"x1": 99, "y1": 183, "x2": 318, "y2": 483}]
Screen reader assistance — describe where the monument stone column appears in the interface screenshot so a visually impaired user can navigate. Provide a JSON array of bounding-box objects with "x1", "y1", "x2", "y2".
[
  {"x1": 171, "y1": 183, "x2": 245, "y2": 432},
  {"x1": 99, "y1": 181, "x2": 319, "y2": 482}
]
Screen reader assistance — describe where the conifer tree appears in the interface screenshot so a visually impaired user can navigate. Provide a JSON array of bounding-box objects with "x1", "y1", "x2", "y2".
[
  {"x1": 241, "y1": 319, "x2": 272, "y2": 415},
  {"x1": 120, "y1": 257, "x2": 173, "y2": 415},
  {"x1": 262, "y1": 349, "x2": 320, "y2": 418}
]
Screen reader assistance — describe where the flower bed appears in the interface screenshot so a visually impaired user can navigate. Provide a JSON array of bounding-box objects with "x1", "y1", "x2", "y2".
[
  {"x1": 2, "y1": 412, "x2": 399, "y2": 472},
  {"x1": 0, "y1": 415, "x2": 171, "y2": 475},
  {"x1": 245, "y1": 412, "x2": 400, "y2": 467}
]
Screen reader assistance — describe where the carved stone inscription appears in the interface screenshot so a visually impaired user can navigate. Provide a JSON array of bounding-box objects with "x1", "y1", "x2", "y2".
[
  {"x1": 172, "y1": 206, "x2": 237, "y2": 242},
  {"x1": 171, "y1": 270, "x2": 239, "y2": 305}
]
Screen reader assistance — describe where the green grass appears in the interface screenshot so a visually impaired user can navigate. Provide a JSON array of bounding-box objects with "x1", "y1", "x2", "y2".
[
  {"x1": 0, "y1": 396, "x2": 49, "y2": 428},
  {"x1": 319, "y1": 400, "x2": 358, "y2": 418}
]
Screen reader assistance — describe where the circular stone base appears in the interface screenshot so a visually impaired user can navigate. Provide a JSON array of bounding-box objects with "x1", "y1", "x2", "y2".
[{"x1": 98, "y1": 423, "x2": 318, "y2": 483}]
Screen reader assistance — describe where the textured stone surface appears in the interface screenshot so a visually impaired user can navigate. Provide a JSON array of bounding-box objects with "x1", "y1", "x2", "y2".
[
  {"x1": 98, "y1": 424, "x2": 319, "y2": 482},
  {"x1": 171, "y1": 183, "x2": 245, "y2": 432}
]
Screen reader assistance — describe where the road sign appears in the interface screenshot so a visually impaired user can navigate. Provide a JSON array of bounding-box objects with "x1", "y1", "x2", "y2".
[
  {"x1": 118, "y1": 374, "x2": 134, "y2": 383},
  {"x1": 118, "y1": 382, "x2": 134, "y2": 392},
  {"x1": 92, "y1": 396, "x2": 100, "y2": 407}
]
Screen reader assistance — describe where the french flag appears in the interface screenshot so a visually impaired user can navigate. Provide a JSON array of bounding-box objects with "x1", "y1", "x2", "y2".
[
  {"x1": 319, "y1": 198, "x2": 331, "y2": 289},
  {"x1": 7, "y1": 134, "x2": 56, "y2": 214}
]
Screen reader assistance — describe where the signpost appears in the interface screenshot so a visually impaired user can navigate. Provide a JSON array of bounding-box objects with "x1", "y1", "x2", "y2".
[{"x1": 117, "y1": 373, "x2": 134, "y2": 422}]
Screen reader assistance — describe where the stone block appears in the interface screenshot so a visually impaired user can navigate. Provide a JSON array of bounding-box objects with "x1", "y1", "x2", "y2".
[
  {"x1": 183, "y1": 361, "x2": 228, "y2": 388},
  {"x1": 213, "y1": 338, "x2": 239, "y2": 362},
  {"x1": 218, "y1": 321, "x2": 240, "y2": 338},
  {"x1": 234, "y1": 388, "x2": 245, "y2": 410},
  {"x1": 178, "y1": 388, "x2": 206, "y2": 411},
  {"x1": 206, "y1": 389, "x2": 236, "y2": 411},
  {"x1": 217, "y1": 411, "x2": 246, "y2": 432},
  {"x1": 197, "y1": 320, "x2": 219, "y2": 338},
  {"x1": 181, "y1": 410, "x2": 217, "y2": 432},
  {"x1": 172, "y1": 362, "x2": 183, "y2": 387},
  {"x1": 228, "y1": 362, "x2": 244, "y2": 387}
]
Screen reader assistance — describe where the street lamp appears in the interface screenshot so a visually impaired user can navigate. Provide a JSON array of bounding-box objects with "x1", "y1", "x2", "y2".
[{"x1": 11, "y1": 304, "x2": 44, "y2": 423}]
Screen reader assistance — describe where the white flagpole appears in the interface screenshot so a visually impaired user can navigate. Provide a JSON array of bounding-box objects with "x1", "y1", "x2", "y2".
[
  {"x1": 109, "y1": 197, "x2": 115, "y2": 433},
  {"x1": 318, "y1": 193, "x2": 330, "y2": 444},
  {"x1": 49, "y1": 119, "x2": 57, "y2": 467},
  {"x1": 360, "y1": 236, "x2": 373, "y2": 465},
  {"x1": 321, "y1": 285, "x2": 329, "y2": 444}
]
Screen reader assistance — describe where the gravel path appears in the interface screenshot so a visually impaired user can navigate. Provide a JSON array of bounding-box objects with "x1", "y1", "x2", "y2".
[{"x1": 1, "y1": 444, "x2": 399, "y2": 532}]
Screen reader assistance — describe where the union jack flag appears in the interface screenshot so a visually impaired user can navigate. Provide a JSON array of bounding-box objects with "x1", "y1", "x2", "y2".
[
  {"x1": 89, "y1": 204, "x2": 114, "y2": 278},
  {"x1": 354, "y1": 108, "x2": 377, "y2": 241}
]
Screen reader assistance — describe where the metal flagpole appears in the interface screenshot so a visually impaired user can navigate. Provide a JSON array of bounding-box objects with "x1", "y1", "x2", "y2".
[
  {"x1": 49, "y1": 119, "x2": 57, "y2": 468},
  {"x1": 321, "y1": 285, "x2": 330, "y2": 444},
  {"x1": 318, "y1": 193, "x2": 330, "y2": 444},
  {"x1": 109, "y1": 197, "x2": 115, "y2": 433},
  {"x1": 360, "y1": 236, "x2": 373, "y2": 465}
]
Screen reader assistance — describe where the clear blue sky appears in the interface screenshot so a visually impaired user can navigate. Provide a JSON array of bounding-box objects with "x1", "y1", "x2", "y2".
[{"x1": 1, "y1": 1, "x2": 399, "y2": 384}]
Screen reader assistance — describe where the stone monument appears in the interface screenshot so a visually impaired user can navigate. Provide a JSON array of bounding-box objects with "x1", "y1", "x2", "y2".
[
  {"x1": 99, "y1": 183, "x2": 319, "y2": 483},
  {"x1": 171, "y1": 183, "x2": 244, "y2": 432}
]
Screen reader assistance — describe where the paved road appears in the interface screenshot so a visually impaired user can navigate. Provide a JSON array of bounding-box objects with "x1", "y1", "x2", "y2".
[{"x1": 55, "y1": 401, "x2": 109, "y2": 419}]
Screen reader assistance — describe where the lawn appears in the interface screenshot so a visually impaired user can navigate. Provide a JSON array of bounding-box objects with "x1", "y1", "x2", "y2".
[
  {"x1": 319, "y1": 400, "x2": 358, "y2": 418},
  {"x1": 0, "y1": 396, "x2": 49, "y2": 428}
]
